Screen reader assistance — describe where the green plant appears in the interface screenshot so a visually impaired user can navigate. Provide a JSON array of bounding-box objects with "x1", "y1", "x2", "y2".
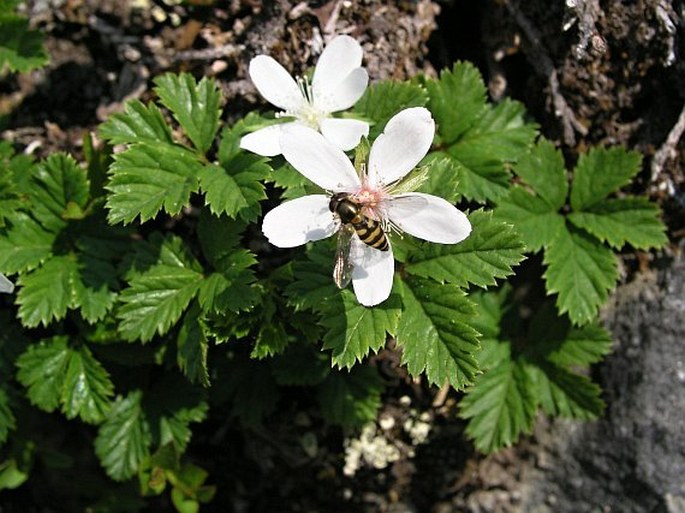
[
  {"x1": 0, "y1": 56, "x2": 667, "y2": 510},
  {"x1": 0, "y1": 0, "x2": 48, "y2": 73}
]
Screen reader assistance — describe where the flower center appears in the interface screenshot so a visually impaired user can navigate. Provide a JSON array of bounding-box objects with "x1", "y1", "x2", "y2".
[
  {"x1": 351, "y1": 175, "x2": 391, "y2": 225},
  {"x1": 279, "y1": 76, "x2": 328, "y2": 130},
  {"x1": 296, "y1": 103, "x2": 326, "y2": 129},
  {"x1": 354, "y1": 187, "x2": 383, "y2": 209}
]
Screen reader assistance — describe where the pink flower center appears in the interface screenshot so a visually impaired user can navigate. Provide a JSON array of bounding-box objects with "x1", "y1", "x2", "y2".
[{"x1": 352, "y1": 181, "x2": 388, "y2": 222}]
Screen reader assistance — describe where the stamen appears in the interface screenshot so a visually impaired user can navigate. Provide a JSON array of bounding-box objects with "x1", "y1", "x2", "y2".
[
  {"x1": 296, "y1": 76, "x2": 314, "y2": 104},
  {"x1": 288, "y1": 75, "x2": 328, "y2": 129}
]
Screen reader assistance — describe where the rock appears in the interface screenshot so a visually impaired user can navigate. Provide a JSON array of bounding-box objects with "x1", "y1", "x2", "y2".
[{"x1": 519, "y1": 257, "x2": 685, "y2": 512}]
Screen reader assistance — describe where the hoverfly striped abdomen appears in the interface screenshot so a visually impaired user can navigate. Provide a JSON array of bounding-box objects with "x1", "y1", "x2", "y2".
[{"x1": 329, "y1": 193, "x2": 389, "y2": 252}]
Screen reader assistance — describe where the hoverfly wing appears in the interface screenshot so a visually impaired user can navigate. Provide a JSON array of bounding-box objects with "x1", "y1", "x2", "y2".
[
  {"x1": 0, "y1": 274, "x2": 14, "y2": 294},
  {"x1": 385, "y1": 194, "x2": 430, "y2": 218},
  {"x1": 333, "y1": 225, "x2": 355, "y2": 289}
]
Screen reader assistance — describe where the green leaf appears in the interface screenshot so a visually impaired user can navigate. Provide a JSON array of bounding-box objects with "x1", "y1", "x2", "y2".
[
  {"x1": 459, "y1": 358, "x2": 537, "y2": 453},
  {"x1": 106, "y1": 143, "x2": 202, "y2": 225},
  {"x1": 0, "y1": 13, "x2": 48, "y2": 73},
  {"x1": 196, "y1": 211, "x2": 245, "y2": 269},
  {"x1": 169, "y1": 463, "x2": 215, "y2": 510},
  {"x1": 448, "y1": 99, "x2": 537, "y2": 202},
  {"x1": 526, "y1": 304, "x2": 613, "y2": 366},
  {"x1": 286, "y1": 245, "x2": 340, "y2": 312},
  {"x1": 1, "y1": 139, "x2": 34, "y2": 195},
  {"x1": 171, "y1": 490, "x2": 200, "y2": 513},
  {"x1": 458, "y1": 99, "x2": 538, "y2": 162},
  {"x1": 545, "y1": 324, "x2": 613, "y2": 367},
  {"x1": 415, "y1": 154, "x2": 463, "y2": 203},
  {"x1": 95, "y1": 391, "x2": 152, "y2": 481},
  {"x1": 240, "y1": 288, "x2": 293, "y2": 359},
  {"x1": 99, "y1": 100, "x2": 174, "y2": 146},
  {"x1": 511, "y1": 138, "x2": 568, "y2": 209},
  {"x1": 425, "y1": 61, "x2": 488, "y2": 145},
  {"x1": 118, "y1": 235, "x2": 204, "y2": 342},
  {"x1": 396, "y1": 277, "x2": 480, "y2": 389},
  {"x1": 494, "y1": 138, "x2": 570, "y2": 252},
  {"x1": 267, "y1": 161, "x2": 319, "y2": 200},
  {"x1": 16, "y1": 257, "x2": 71, "y2": 327},
  {"x1": 119, "y1": 235, "x2": 163, "y2": 281},
  {"x1": 469, "y1": 288, "x2": 507, "y2": 344},
  {"x1": 0, "y1": 459, "x2": 28, "y2": 490},
  {"x1": 177, "y1": 304, "x2": 210, "y2": 387},
  {"x1": 469, "y1": 287, "x2": 520, "y2": 370},
  {"x1": 17, "y1": 254, "x2": 116, "y2": 327},
  {"x1": 354, "y1": 80, "x2": 428, "y2": 139},
  {"x1": 494, "y1": 187, "x2": 566, "y2": 252},
  {"x1": 16, "y1": 337, "x2": 69, "y2": 412},
  {"x1": 147, "y1": 376, "x2": 208, "y2": 451},
  {"x1": 568, "y1": 197, "x2": 667, "y2": 250},
  {"x1": 449, "y1": 156, "x2": 511, "y2": 206},
  {"x1": 154, "y1": 73, "x2": 222, "y2": 154},
  {"x1": 28, "y1": 153, "x2": 90, "y2": 231},
  {"x1": 405, "y1": 210, "x2": 526, "y2": 288},
  {"x1": 518, "y1": 303, "x2": 608, "y2": 420},
  {"x1": 198, "y1": 161, "x2": 267, "y2": 223},
  {"x1": 317, "y1": 366, "x2": 384, "y2": 428},
  {"x1": 196, "y1": 214, "x2": 258, "y2": 313},
  {"x1": 543, "y1": 226, "x2": 618, "y2": 325},
  {"x1": 320, "y1": 289, "x2": 401, "y2": 369},
  {"x1": 251, "y1": 318, "x2": 290, "y2": 359},
  {"x1": 16, "y1": 337, "x2": 114, "y2": 423},
  {"x1": 0, "y1": 389, "x2": 16, "y2": 445},
  {"x1": 60, "y1": 344, "x2": 114, "y2": 423},
  {"x1": 527, "y1": 362, "x2": 604, "y2": 419},
  {"x1": 197, "y1": 269, "x2": 258, "y2": 314},
  {"x1": 72, "y1": 252, "x2": 119, "y2": 323},
  {"x1": 199, "y1": 126, "x2": 270, "y2": 222},
  {"x1": 0, "y1": 212, "x2": 55, "y2": 273},
  {"x1": 0, "y1": 171, "x2": 22, "y2": 230},
  {"x1": 570, "y1": 147, "x2": 642, "y2": 211}
]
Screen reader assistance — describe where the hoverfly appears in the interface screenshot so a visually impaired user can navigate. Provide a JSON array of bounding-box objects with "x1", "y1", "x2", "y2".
[{"x1": 329, "y1": 192, "x2": 389, "y2": 289}]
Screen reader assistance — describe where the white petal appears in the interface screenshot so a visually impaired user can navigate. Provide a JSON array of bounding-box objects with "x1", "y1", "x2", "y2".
[
  {"x1": 240, "y1": 124, "x2": 285, "y2": 156},
  {"x1": 249, "y1": 55, "x2": 303, "y2": 112},
  {"x1": 320, "y1": 118, "x2": 370, "y2": 151},
  {"x1": 262, "y1": 195, "x2": 337, "y2": 248},
  {"x1": 315, "y1": 68, "x2": 369, "y2": 113},
  {"x1": 280, "y1": 125, "x2": 361, "y2": 192},
  {"x1": 350, "y1": 237, "x2": 395, "y2": 307},
  {"x1": 368, "y1": 107, "x2": 435, "y2": 186},
  {"x1": 387, "y1": 193, "x2": 471, "y2": 244},
  {"x1": 312, "y1": 35, "x2": 364, "y2": 101},
  {"x1": 0, "y1": 273, "x2": 14, "y2": 294}
]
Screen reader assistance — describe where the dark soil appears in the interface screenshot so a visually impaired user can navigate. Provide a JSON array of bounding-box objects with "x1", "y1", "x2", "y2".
[{"x1": 1, "y1": 1, "x2": 684, "y2": 512}]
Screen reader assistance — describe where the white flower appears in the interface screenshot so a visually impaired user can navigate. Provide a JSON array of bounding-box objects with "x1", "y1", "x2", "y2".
[
  {"x1": 262, "y1": 107, "x2": 472, "y2": 307},
  {"x1": 240, "y1": 35, "x2": 370, "y2": 157},
  {"x1": 0, "y1": 273, "x2": 13, "y2": 294}
]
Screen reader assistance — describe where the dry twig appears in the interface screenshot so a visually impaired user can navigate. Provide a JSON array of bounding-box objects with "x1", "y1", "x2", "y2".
[
  {"x1": 504, "y1": 0, "x2": 588, "y2": 146},
  {"x1": 651, "y1": 102, "x2": 685, "y2": 185},
  {"x1": 563, "y1": 0, "x2": 606, "y2": 60},
  {"x1": 173, "y1": 44, "x2": 244, "y2": 63}
]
